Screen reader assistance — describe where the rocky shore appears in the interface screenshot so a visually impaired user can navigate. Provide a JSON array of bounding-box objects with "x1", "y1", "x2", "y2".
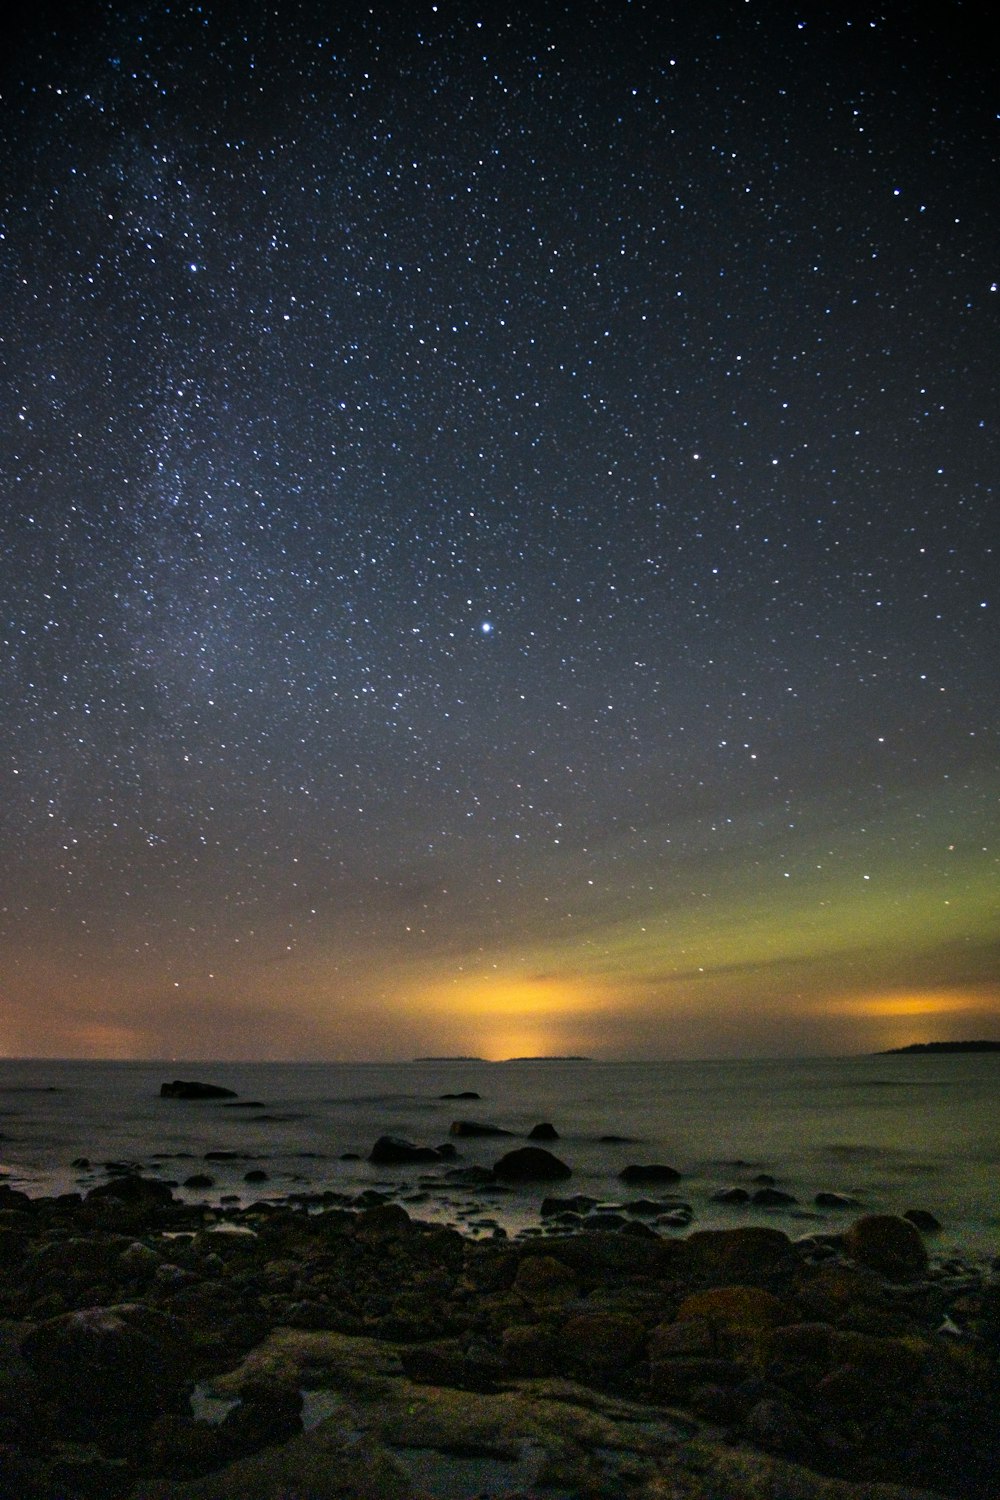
[{"x1": 1, "y1": 1166, "x2": 997, "y2": 1499}]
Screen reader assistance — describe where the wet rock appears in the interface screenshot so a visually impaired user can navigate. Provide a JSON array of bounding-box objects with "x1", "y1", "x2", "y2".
[
  {"x1": 493, "y1": 1146, "x2": 571, "y2": 1181},
  {"x1": 183, "y1": 1174, "x2": 215, "y2": 1189},
  {"x1": 744, "y1": 1395, "x2": 806, "y2": 1455},
  {"x1": 159, "y1": 1080, "x2": 237, "y2": 1100},
  {"x1": 620, "y1": 1162, "x2": 681, "y2": 1185},
  {"x1": 448, "y1": 1119, "x2": 513, "y2": 1137},
  {"x1": 527, "y1": 1122, "x2": 559, "y2": 1141},
  {"x1": 711, "y1": 1186, "x2": 751, "y2": 1204},
  {"x1": 752, "y1": 1187, "x2": 798, "y2": 1206},
  {"x1": 842, "y1": 1214, "x2": 929, "y2": 1280},
  {"x1": 904, "y1": 1207, "x2": 942, "y2": 1232},
  {"x1": 815, "y1": 1191, "x2": 861, "y2": 1208},
  {"x1": 244, "y1": 1169, "x2": 269, "y2": 1183},
  {"x1": 367, "y1": 1135, "x2": 444, "y2": 1165},
  {"x1": 540, "y1": 1193, "x2": 597, "y2": 1216},
  {"x1": 438, "y1": 1090, "x2": 481, "y2": 1100}
]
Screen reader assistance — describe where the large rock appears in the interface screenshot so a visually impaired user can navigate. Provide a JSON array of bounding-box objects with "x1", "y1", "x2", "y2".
[
  {"x1": 86, "y1": 1174, "x2": 176, "y2": 1208},
  {"x1": 448, "y1": 1119, "x2": 513, "y2": 1137},
  {"x1": 367, "y1": 1136, "x2": 443, "y2": 1166},
  {"x1": 20, "y1": 1303, "x2": 190, "y2": 1435},
  {"x1": 842, "y1": 1214, "x2": 929, "y2": 1280},
  {"x1": 685, "y1": 1227, "x2": 795, "y2": 1285},
  {"x1": 619, "y1": 1162, "x2": 681, "y2": 1185},
  {"x1": 492, "y1": 1146, "x2": 571, "y2": 1181},
  {"x1": 160, "y1": 1080, "x2": 237, "y2": 1100}
]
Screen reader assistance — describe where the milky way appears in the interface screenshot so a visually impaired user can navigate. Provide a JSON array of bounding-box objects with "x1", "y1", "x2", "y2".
[{"x1": 1, "y1": 3, "x2": 996, "y2": 1059}]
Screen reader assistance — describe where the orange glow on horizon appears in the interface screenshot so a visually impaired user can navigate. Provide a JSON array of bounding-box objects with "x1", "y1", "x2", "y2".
[{"x1": 825, "y1": 988, "x2": 989, "y2": 1018}]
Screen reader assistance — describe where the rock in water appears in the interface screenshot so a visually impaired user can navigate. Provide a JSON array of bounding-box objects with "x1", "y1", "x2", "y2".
[
  {"x1": 493, "y1": 1146, "x2": 572, "y2": 1181},
  {"x1": 843, "y1": 1213, "x2": 929, "y2": 1279},
  {"x1": 620, "y1": 1162, "x2": 682, "y2": 1184},
  {"x1": 528, "y1": 1121, "x2": 559, "y2": 1140},
  {"x1": 159, "y1": 1080, "x2": 237, "y2": 1100},
  {"x1": 448, "y1": 1119, "x2": 513, "y2": 1137},
  {"x1": 367, "y1": 1136, "x2": 443, "y2": 1165}
]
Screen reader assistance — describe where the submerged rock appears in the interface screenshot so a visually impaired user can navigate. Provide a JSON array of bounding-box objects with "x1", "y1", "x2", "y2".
[
  {"x1": 448, "y1": 1119, "x2": 513, "y2": 1137},
  {"x1": 620, "y1": 1162, "x2": 682, "y2": 1185},
  {"x1": 159, "y1": 1081, "x2": 237, "y2": 1100}
]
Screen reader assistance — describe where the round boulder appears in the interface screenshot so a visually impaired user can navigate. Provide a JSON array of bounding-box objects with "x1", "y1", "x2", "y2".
[
  {"x1": 842, "y1": 1214, "x2": 929, "y2": 1280},
  {"x1": 493, "y1": 1146, "x2": 571, "y2": 1181}
]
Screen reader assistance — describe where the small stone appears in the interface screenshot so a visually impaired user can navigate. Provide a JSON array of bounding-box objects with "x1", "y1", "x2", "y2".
[{"x1": 619, "y1": 1162, "x2": 681, "y2": 1185}]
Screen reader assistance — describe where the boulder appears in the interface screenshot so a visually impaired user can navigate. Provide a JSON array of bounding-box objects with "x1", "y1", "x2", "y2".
[
  {"x1": 685, "y1": 1227, "x2": 795, "y2": 1285},
  {"x1": 619, "y1": 1162, "x2": 681, "y2": 1185},
  {"x1": 367, "y1": 1136, "x2": 443, "y2": 1166},
  {"x1": 815, "y1": 1191, "x2": 861, "y2": 1208},
  {"x1": 159, "y1": 1080, "x2": 237, "y2": 1100},
  {"x1": 711, "y1": 1186, "x2": 751, "y2": 1204},
  {"x1": 903, "y1": 1207, "x2": 942, "y2": 1232},
  {"x1": 20, "y1": 1303, "x2": 190, "y2": 1435},
  {"x1": 448, "y1": 1119, "x2": 513, "y2": 1137},
  {"x1": 438, "y1": 1090, "x2": 481, "y2": 1100},
  {"x1": 842, "y1": 1214, "x2": 929, "y2": 1280},
  {"x1": 493, "y1": 1146, "x2": 571, "y2": 1181},
  {"x1": 86, "y1": 1174, "x2": 175, "y2": 1208},
  {"x1": 752, "y1": 1187, "x2": 798, "y2": 1206},
  {"x1": 528, "y1": 1122, "x2": 559, "y2": 1141}
]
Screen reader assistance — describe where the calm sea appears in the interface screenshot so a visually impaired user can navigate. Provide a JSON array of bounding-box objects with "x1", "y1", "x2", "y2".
[{"x1": 1, "y1": 1055, "x2": 997, "y2": 1258}]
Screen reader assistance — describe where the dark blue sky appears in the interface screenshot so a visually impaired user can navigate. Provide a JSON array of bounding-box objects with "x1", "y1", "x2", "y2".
[{"x1": 1, "y1": 1, "x2": 996, "y2": 1060}]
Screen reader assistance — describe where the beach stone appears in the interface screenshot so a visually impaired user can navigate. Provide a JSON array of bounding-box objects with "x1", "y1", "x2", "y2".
[
  {"x1": 20, "y1": 1302, "x2": 190, "y2": 1434},
  {"x1": 367, "y1": 1135, "x2": 443, "y2": 1165},
  {"x1": 744, "y1": 1395, "x2": 805, "y2": 1455},
  {"x1": 815, "y1": 1191, "x2": 862, "y2": 1208},
  {"x1": 711, "y1": 1186, "x2": 751, "y2": 1203},
  {"x1": 183, "y1": 1173, "x2": 215, "y2": 1189},
  {"x1": 671, "y1": 1284, "x2": 791, "y2": 1356},
  {"x1": 686, "y1": 1227, "x2": 795, "y2": 1285},
  {"x1": 500, "y1": 1322, "x2": 560, "y2": 1375},
  {"x1": 493, "y1": 1146, "x2": 571, "y2": 1181},
  {"x1": 514, "y1": 1253, "x2": 578, "y2": 1304},
  {"x1": 558, "y1": 1311, "x2": 645, "y2": 1375},
  {"x1": 619, "y1": 1162, "x2": 682, "y2": 1185},
  {"x1": 527, "y1": 1121, "x2": 559, "y2": 1140},
  {"x1": 649, "y1": 1316, "x2": 715, "y2": 1360},
  {"x1": 752, "y1": 1187, "x2": 798, "y2": 1206},
  {"x1": 159, "y1": 1080, "x2": 237, "y2": 1100},
  {"x1": 842, "y1": 1214, "x2": 929, "y2": 1280}
]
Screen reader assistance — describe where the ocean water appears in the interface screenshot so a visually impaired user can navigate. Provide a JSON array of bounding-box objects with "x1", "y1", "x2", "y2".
[{"x1": 1, "y1": 1055, "x2": 998, "y2": 1258}]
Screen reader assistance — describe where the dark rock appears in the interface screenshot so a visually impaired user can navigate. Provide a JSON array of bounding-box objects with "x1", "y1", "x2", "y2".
[
  {"x1": 619, "y1": 1162, "x2": 681, "y2": 1185},
  {"x1": 560, "y1": 1311, "x2": 645, "y2": 1375},
  {"x1": 752, "y1": 1187, "x2": 798, "y2": 1206},
  {"x1": 244, "y1": 1169, "x2": 269, "y2": 1183},
  {"x1": 540, "y1": 1194, "x2": 597, "y2": 1217},
  {"x1": 367, "y1": 1136, "x2": 444, "y2": 1165},
  {"x1": 86, "y1": 1174, "x2": 175, "y2": 1208},
  {"x1": 686, "y1": 1227, "x2": 795, "y2": 1285},
  {"x1": 159, "y1": 1080, "x2": 237, "y2": 1100},
  {"x1": 711, "y1": 1187, "x2": 751, "y2": 1204},
  {"x1": 599, "y1": 1134, "x2": 641, "y2": 1143},
  {"x1": 444, "y1": 1165, "x2": 497, "y2": 1185},
  {"x1": 70, "y1": 1157, "x2": 91, "y2": 1170},
  {"x1": 0, "y1": 1185, "x2": 32, "y2": 1210},
  {"x1": 843, "y1": 1214, "x2": 929, "y2": 1280},
  {"x1": 183, "y1": 1174, "x2": 215, "y2": 1189},
  {"x1": 20, "y1": 1303, "x2": 190, "y2": 1435},
  {"x1": 493, "y1": 1146, "x2": 572, "y2": 1181},
  {"x1": 438, "y1": 1090, "x2": 481, "y2": 1100},
  {"x1": 527, "y1": 1122, "x2": 559, "y2": 1141},
  {"x1": 815, "y1": 1191, "x2": 861, "y2": 1208},
  {"x1": 448, "y1": 1119, "x2": 513, "y2": 1137},
  {"x1": 904, "y1": 1207, "x2": 942, "y2": 1232},
  {"x1": 752, "y1": 1173, "x2": 776, "y2": 1186},
  {"x1": 744, "y1": 1396, "x2": 805, "y2": 1454}
]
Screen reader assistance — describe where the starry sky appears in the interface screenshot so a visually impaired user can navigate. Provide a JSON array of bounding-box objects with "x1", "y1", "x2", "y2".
[{"x1": 1, "y1": 1, "x2": 997, "y2": 1062}]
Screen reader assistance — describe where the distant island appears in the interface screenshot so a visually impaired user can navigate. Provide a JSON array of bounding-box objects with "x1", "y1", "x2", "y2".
[
  {"x1": 501, "y1": 1055, "x2": 592, "y2": 1062},
  {"x1": 877, "y1": 1040, "x2": 1000, "y2": 1055},
  {"x1": 413, "y1": 1056, "x2": 487, "y2": 1062}
]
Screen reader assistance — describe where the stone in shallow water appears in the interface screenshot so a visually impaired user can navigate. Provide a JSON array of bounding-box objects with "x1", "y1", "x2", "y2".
[
  {"x1": 842, "y1": 1214, "x2": 929, "y2": 1280},
  {"x1": 493, "y1": 1147, "x2": 571, "y2": 1181}
]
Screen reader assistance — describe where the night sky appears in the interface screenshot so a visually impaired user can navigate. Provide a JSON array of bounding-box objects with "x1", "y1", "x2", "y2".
[{"x1": 2, "y1": 2, "x2": 996, "y2": 1062}]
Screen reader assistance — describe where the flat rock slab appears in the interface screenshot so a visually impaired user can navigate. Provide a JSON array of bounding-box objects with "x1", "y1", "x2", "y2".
[{"x1": 127, "y1": 1327, "x2": 949, "y2": 1500}]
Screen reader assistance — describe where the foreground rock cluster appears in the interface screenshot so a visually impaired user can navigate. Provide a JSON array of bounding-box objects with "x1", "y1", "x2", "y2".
[{"x1": 0, "y1": 1176, "x2": 997, "y2": 1499}]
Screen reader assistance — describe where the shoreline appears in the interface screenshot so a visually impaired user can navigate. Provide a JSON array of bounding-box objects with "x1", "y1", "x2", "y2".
[{"x1": 1, "y1": 1172, "x2": 997, "y2": 1499}]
